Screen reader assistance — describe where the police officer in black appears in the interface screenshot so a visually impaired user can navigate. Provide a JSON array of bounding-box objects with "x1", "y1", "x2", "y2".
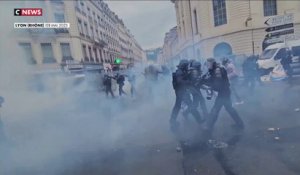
[
  {"x1": 170, "y1": 59, "x2": 203, "y2": 127},
  {"x1": 103, "y1": 74, "x2": 115, "y2": 98},
  {"x1": 115, "y1": 73, "x2": 126, "y2": 96},
  {"x1": 188, "y1": 60, "x2": 209, "y2": 118},
  {"x1": 203, "y1": 58, "x2": 244, "y2": 134}
]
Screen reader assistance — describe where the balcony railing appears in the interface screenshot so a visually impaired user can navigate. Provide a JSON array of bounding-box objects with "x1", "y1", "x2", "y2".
[
  {"x1": 62, "y1": 56, "x2": 74, "y2": 62},
  {"x1": 94, "y1": 39, "x2": 107, "y2": 47}
]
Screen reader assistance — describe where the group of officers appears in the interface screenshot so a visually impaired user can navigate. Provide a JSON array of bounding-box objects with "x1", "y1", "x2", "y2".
[
  {"x1": 102, "y1": 71, "x2": 136, "y2": 98},
  {"x1": 170, "y1": 58, "x2": 245, "y2": 138}
]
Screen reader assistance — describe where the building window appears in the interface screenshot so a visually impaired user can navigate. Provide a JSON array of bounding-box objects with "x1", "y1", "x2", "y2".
[
  {"x1": 193, "y1": 9, "x2": 199, "y2": 34},
  {"x1": 54, "y1": 13, "x2": 65, "y2": 23},
  {"x1": 88, "y1": 46, "x2": 94, "y2": 62},
  {"x1": 41, "y1": 43, "x2": 56, "y2": 63},
  {"x1": 212, "y1": 0, "x2": 227, "y2": 26},
  {"x1": 84, "y1": 22, "x2": 89, "y2": 38},
  {"x1": 87, "y1": 7, "x2": 91, "y2": 16},
  {"x1": 99, "y1": 49, "x2": 103, "y2": 61},
  {"x1": 60, "y1": 43, "x2": 73, "y2": 61},
  {"x1": 19, "y1": 43, "x2": 36, "y2": 64},
  {"x1": 95, "y1": 29, "x2": 99, "y2": 40},
  {"x1": 82, "y1": 44, "x2": 88, "y2": 61},
  {"x1": 93, "y1": 48, "x2": 99, "y2": 62},
  {"x1": 78, "y1": 19, "x2": 83, "y2": 35},
  {"x1": 264, "y1": 0, "x2": 277, "y2": 16},
  {"x1": 90, "y1": 26, "x2": 94, "y2": 39},
  {"x1": 75, "y1": 0, "x2": 81, "y2": 11},
  {"x1": 92, "y1": 11, "x2": 96, "y2": 20},
  {"x1": 80, "y1": 1, "x2": 86, "y2": 16}
]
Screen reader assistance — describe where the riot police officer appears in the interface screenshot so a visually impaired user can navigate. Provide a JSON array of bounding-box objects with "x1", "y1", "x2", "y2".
[
  {"x1": 188, "y1": 60, "x2": 209, "y2": 117},
  {"x1": 170, "y1": 59, "x2": 203, "y2": 127},
  {"x1": 203, "y1": 58, "x2": 244, "y2": 134},
  {"x1": 115, "y1": 73, "x2": 126, "y2": 96},
  {"x1": 103, "y1": 74, "x2": 115, "y2": 98}
]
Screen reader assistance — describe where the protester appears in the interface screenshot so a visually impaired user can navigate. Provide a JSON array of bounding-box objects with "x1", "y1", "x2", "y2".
[{"x1": 222, "y1": 58, "x2": 244, "y2": 105}]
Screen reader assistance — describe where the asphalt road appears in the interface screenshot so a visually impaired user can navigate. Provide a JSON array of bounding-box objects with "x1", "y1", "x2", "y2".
[{"x1": 1, "y1": 77, "x2": 300, "y2": 175}]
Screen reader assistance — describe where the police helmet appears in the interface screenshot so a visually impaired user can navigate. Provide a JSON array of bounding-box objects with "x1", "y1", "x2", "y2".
[
  {"x1": 177, "y1": 59, "x2": 189, "y2": 69},
  {"x1": 206, "y1": 58, "x2": 216, "y2": 63},
  {"x1": 190, "y1": 60, "x2": 202, "y2": 69}
]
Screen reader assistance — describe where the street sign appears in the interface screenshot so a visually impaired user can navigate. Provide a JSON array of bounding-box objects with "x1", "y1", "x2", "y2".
[
  {"x1": 265, "y1": 29, "x2": 294, "y2": 38},
  {"x1": 265, "y1": 23, "x2": 294, "y2": 32},
  {"x1": 264, "y1": 13, "x2": 294, "y2": 27}
]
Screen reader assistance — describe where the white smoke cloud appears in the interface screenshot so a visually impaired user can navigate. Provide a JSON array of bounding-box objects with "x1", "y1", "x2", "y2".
[{"x1": 0, "y1": 2, "x2": 175, "y2": 174}]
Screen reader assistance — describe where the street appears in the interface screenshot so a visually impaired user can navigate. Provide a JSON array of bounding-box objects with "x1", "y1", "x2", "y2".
[
  {"x1": 1, "y1": 77, "x2": 300, "y2": 175},
  {"x1": 1, "y1": 0, "x2": 300, "y2": 175}
]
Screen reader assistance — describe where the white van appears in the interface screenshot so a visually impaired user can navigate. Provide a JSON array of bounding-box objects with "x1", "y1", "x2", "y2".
[{"x1": 258, "y1": 40, "x2": 300, "y2": 73}]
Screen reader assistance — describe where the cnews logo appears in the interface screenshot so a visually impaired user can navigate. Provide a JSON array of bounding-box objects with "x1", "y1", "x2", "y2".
[{"x1": 14, "y1": 8, "x2": 42, "y2": 16}]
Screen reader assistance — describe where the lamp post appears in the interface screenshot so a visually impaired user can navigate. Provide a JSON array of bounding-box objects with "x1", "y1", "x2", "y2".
[
  {"x1": 247, "y1": 0, "x2": 255, "y2": 55},
  {"x1": 188, "y1": 0, "x2": 196, "y2": 60}
]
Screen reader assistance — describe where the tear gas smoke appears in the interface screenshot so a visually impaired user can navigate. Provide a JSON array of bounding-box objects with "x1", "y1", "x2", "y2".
[{"x1": 0, "y1": 1, "x2": 175, "y2": 174}]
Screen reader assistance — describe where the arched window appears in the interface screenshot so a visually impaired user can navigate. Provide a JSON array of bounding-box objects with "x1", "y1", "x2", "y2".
[{"x1": 213, "y1": 42, "x2": 232, "y2": 58}]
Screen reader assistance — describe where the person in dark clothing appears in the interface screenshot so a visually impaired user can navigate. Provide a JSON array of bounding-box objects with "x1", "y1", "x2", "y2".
[
  {"x1": 242, "y1": 55, "x2": 259, "y2": 92},
  {"x1": 203, "y1": 58, "x2": 244, "y2": 135},
  {"x1": 115, "y1": 73, "x2": 127, "y2": 96},
  {"x1": 254, "y1": 55, "x2": 263, "y2": 86},
  {"x1": 170, "y1": 59, "x2": 203, "y2": 128},
  {"x1": 187, "y1": 60, "x2": 209, "y2": 118},
  {"x1": 161, "y1": 65, "x2": 170, "y2": 76},
  {"x1": 103, "y1": 74, "x2": 115, "y2": 98},
  {"x1": 281, "y1": 50, "x2": 293, "y2": 85}
]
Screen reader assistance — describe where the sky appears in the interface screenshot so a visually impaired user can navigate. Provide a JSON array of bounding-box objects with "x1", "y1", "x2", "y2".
[{"x1": 106, "y1": 0, "x2": 177, "y2": 50}]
